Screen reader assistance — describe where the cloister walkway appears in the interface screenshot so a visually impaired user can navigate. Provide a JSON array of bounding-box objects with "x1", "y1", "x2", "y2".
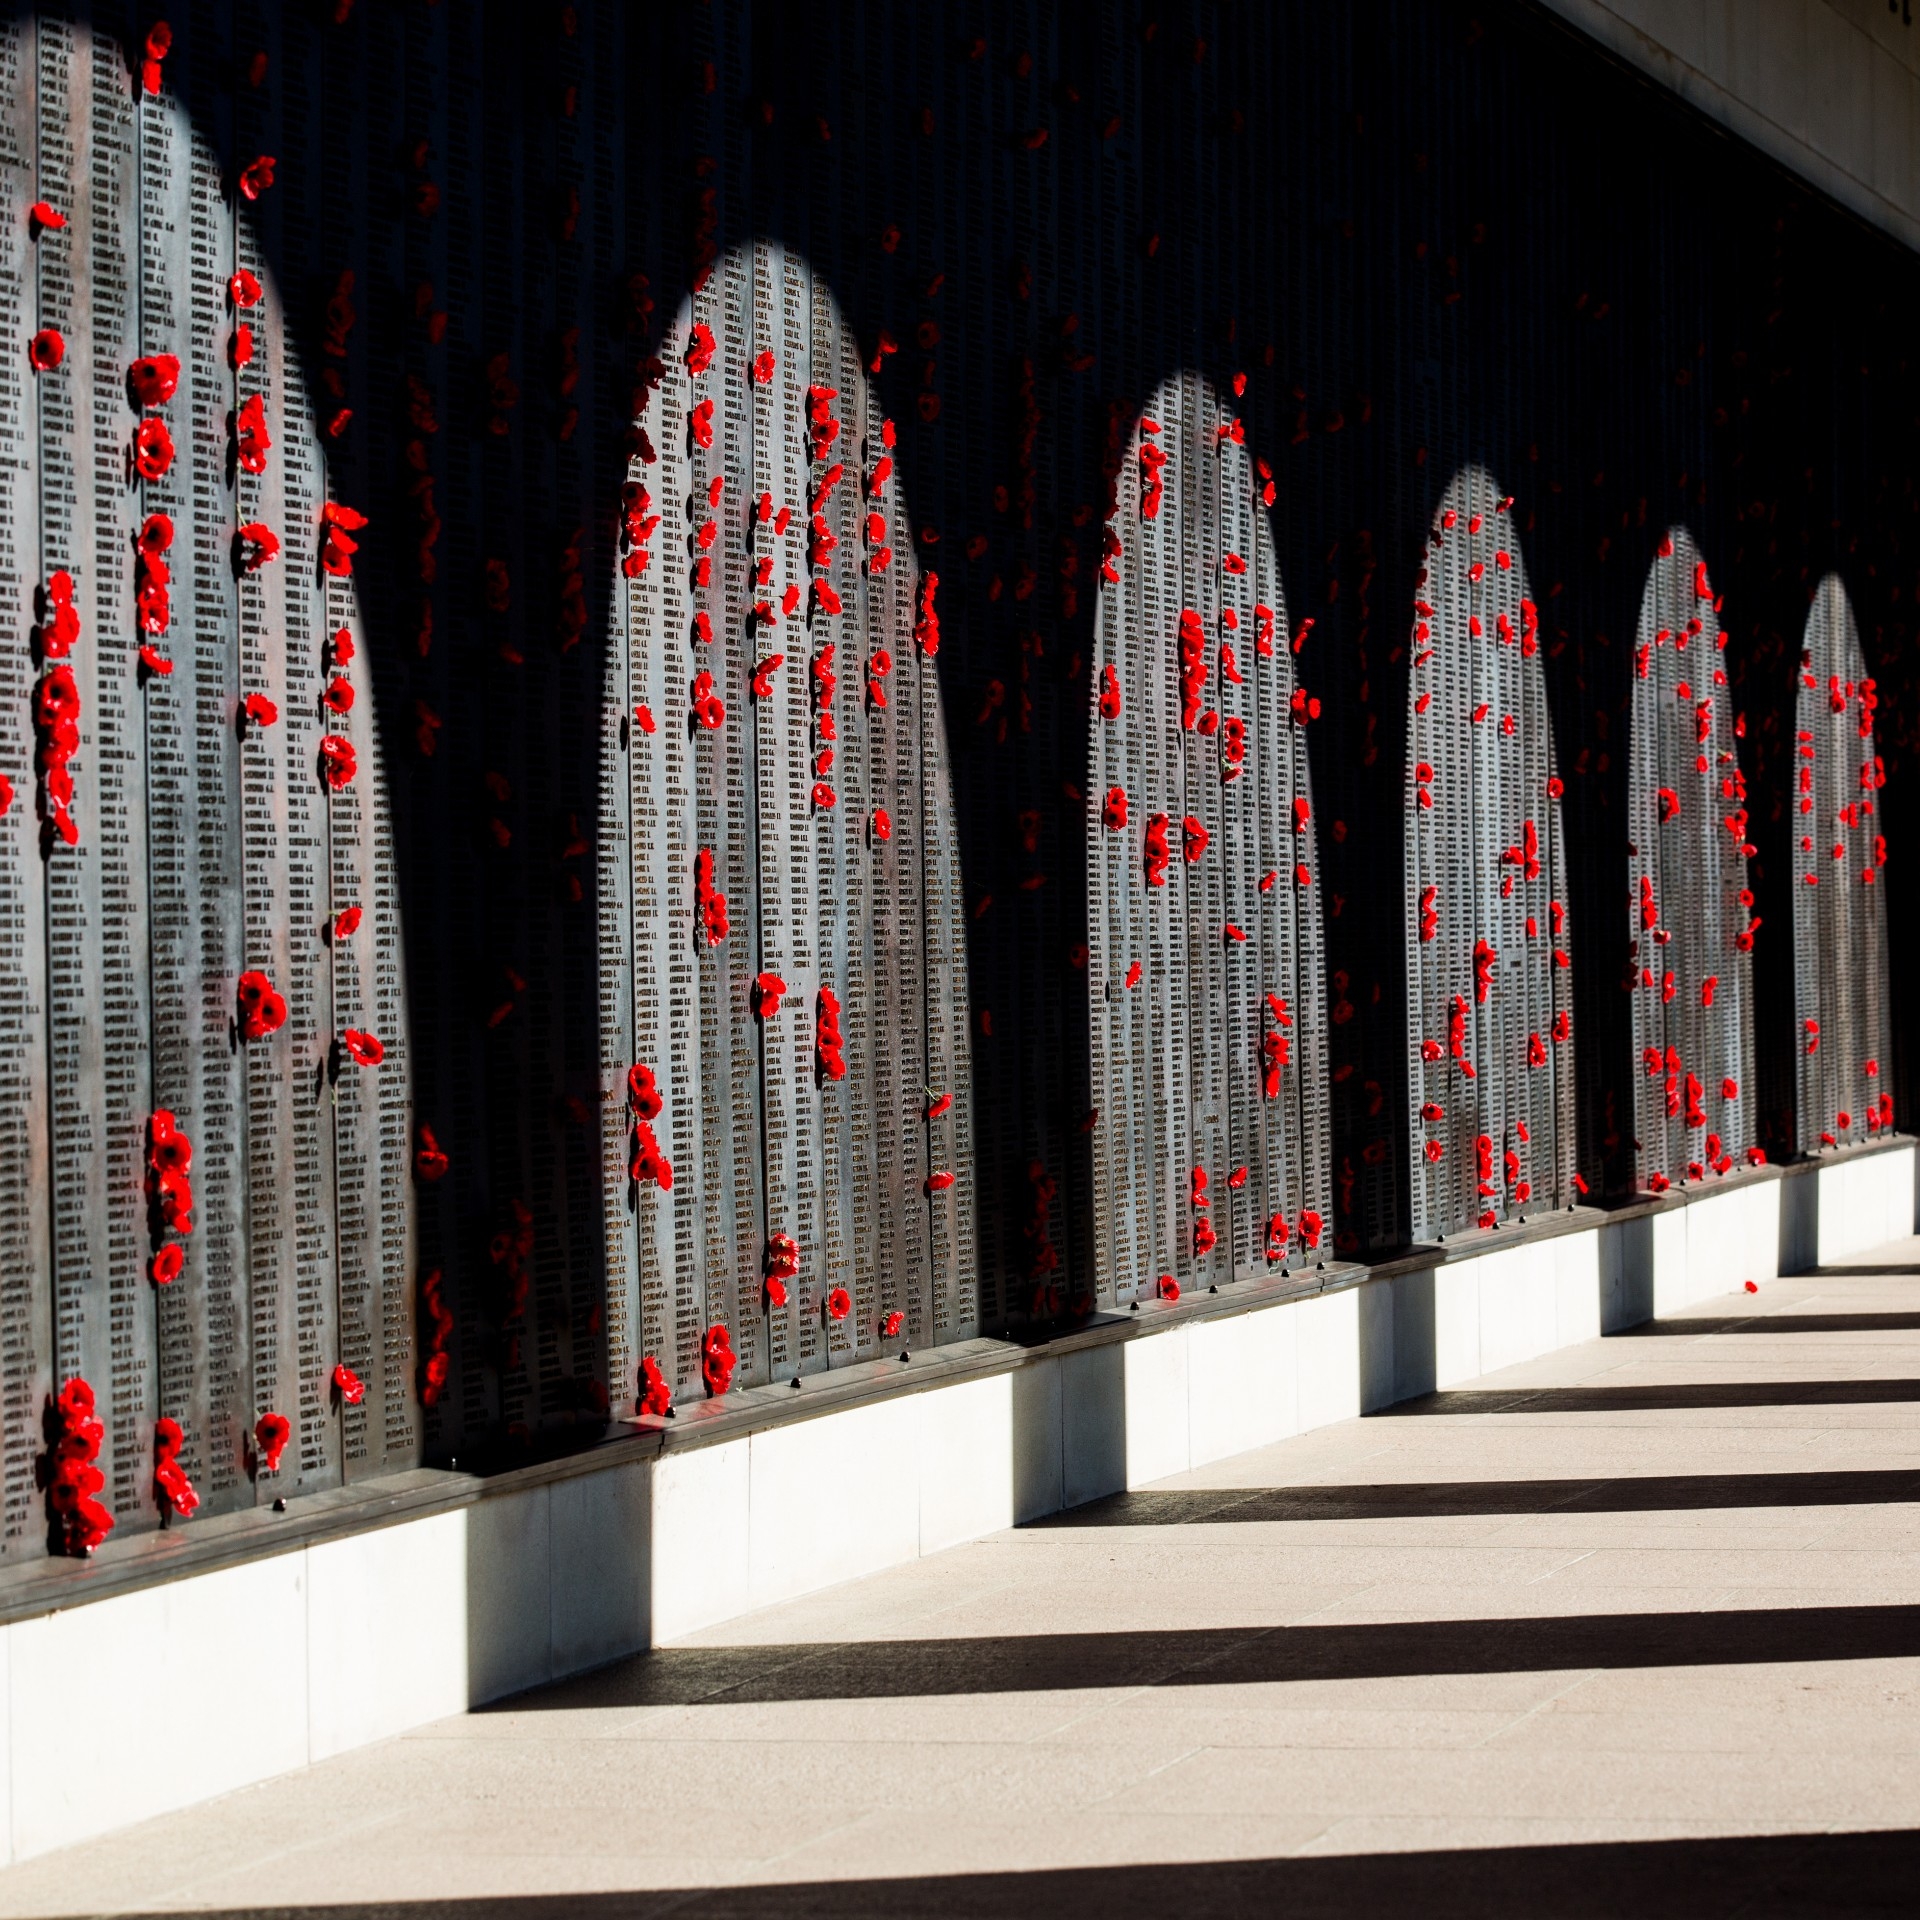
[{"x1": 6, "y1": 1245, "x2": 1920, "y2": 1917}]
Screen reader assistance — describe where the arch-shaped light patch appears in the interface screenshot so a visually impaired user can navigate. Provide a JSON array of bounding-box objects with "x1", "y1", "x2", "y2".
[
  {"x1": 1087, "y1": 371, "x2": 1331, "y2": 1302},
  {"x1": 0, "y1": 23, "x2": 410, "y2": 1540},
  {"x1": 613, "y1": 239, "x2": 972, "y2": 1404},
  {"x1": 1404, "y1": 467, "x2": 1573, "y2": 1239},
  {"x1": 1793, "y1": 575, "x2": 1892, "y2": 1153},
  {"x1": 1627, "y1": 529, "x2": 1757, "y2": 1192}
]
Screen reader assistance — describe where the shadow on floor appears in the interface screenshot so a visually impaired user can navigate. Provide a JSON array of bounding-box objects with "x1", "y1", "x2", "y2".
[
  {"x1": 1024, "y1": 1467, "x2": 1920, "y2": 1527},
  {"x1": 488, "y1": 1601, "x2": 1920, "y2": 1711},
  {"x1": 82, "y1": 1827, "x2": 1920, "y2": 1919},
  {"x1": 1619, "y1": 1313, "x2": 1920, "y2": 1337},
  {"x1": 1372, "y1": 1379, "x2": 1920, "y2": 1416}
]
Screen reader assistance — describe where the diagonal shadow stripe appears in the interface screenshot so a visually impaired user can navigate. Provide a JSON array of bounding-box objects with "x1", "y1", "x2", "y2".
[
  {"x1": 78, "y1": 1827, "x2": 1920, "y2": 1919},
  {"x1": 1371, "y1": 1379, "x2": 1920, "y2": 1415},
  {"x1": 494, "y1": 1602, "x2": 1920, "y2": 1712},
  {"x1": 1620, "y1": 1313, "x2": 1920, "y2": 1337},
  {"x1": 1023, "y1": 1467, "x2": 1920, "y2": 1527}
]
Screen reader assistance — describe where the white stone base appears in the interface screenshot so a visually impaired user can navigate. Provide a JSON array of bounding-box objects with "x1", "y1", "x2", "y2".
[{"x1": 0, "y1": 1138, "x2": 1910, "y2": 1865}]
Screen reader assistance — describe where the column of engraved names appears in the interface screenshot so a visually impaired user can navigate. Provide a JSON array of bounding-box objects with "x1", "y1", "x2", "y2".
[{"x1": 0, "y1": 21, "x2": 50, "y2": 1553}]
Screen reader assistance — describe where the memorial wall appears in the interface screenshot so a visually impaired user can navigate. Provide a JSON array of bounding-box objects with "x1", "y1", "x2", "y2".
[{"x1": 0, "y1": 0, "x2": 1914, "y2": 1560}]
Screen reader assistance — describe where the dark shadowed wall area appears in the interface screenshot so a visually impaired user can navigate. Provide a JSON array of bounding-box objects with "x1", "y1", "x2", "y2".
[{"x1": 8, "y1": 0, "x2": 1920, "y2": 1505}]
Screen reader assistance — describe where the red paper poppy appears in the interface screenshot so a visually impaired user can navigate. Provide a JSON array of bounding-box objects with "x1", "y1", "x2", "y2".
[
  {"x1": 414, "y1": 1124, "x2": 449, "y2": 1183},
  {"x1": 872, "y1": 807, "x2": 892, "y2": 841},
  {"x1": 324, "y1": 677, "x2": 355, "y2": 714},
  {"x1": 767, "y1": 1231, "x2": 801, "y2": 1281},
  {"x1": 237, "y1": 522, "x2": 280, "y2": 571},
  {"x1": 621, "y1": 1064, "x2": 663, "y2": 1126},
  {"x1": 139, "y1": 645, "x2": 173, "y2": 677},
  {"x1": 1102, "y1": 785, "x2": 1128, "y2": 831},
  {"x1": 765, "y1": 1275, "x2": 789, "y2": 1309},
  {"x1": 236, "y1": 971, "x2": 288, "y2": 1040},
  {"x1": 826, "y1": 1286, "x2": 852, "y2": 1321},
  {"x1": 254, "y1": 1412, "x2": 291, "y2": 1472},
  {"x1": 926, "y1": 1170, "x2": 955, "y2": 1192},
  {"x1": 132, "y1": 417, "x2": 175, "y2": 480},
  {"x1": 28, "y1": 201, "x2": 65, "y2": 231},
  {"x1": 927, "y1": 1092, "x2": 953, "y2": 1119},
  {"x1": 229, "y1": 325, "x2": 254, "y2": 369},
  {"x1": 235, "y1": 392, "x2": 272, "y2": 473},
  {"x1": 638, "y1": 1356, "x2": 673, "y2": 1419},
  {"x1": 701, "y1": 1324, "x2": 736, "y2": 1397},
  {"x1": 228, "y1": 269, "x2": 264, "y2": 308},
  {"x1": 331, "y1": 1363, "x2": 366, "y2": 1405},
  {"x1": 628, "y1": 1119, "x2": 673, "y2": 1190},
  {"x1": 882, "y1": 1310, "x2": 904, "y2": 1338},
  {"x1": 238, "y1": 154, "x2": 277, "y2": 200},
  {"x1": 27, "y1": 329, "x2": 63, "y2": 371},
  {"x1": 319, "y1": 734, "x2": 357, "y2": 788},
  {"x1": 753, "y1": 971, "x2": 787, "y2": 1019},
  {"x1": 341, "y1": 1028, "x2": 385, "y2": 1067},
  {"x1": 242, "y1": 692, "x2": 278, "y2": 729},
  {"x1": 685, "y1": 321, "x2": 716, "y2": 376},
  {"x1": 1159, "y1": 1275, "x2": 1181, "y2": 1302},
  {"x1": 128, "y1": 353, "x2": 181, "y2": 406},
  {"x1": 319, "y1": 502, "x2": 368, "y2": 577},
  {"x1": 150, "y1": 1244, "x2": 184, "y2": 1286}
]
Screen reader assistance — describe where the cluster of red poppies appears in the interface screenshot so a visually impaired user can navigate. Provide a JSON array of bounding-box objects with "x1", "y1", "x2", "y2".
[
  {"x1": 627, "y1": 1059, "x2": 671, "y2": 1191},
  {"x1": 236, "y1": 969, "x2": 287, "y2": 1040},
  {"x1": 816, "y1": 986, "x2": 845, "y2": 1081},
  {"x1": 419, "y1": 1267, "x2": 454, "y2": 1407},
  {"x1": 147, "y1": 1107, "x2": 195, "y2": 1283},
  {"x1": 35, "y1": 569, "x2": 81, "y2": 845},
  {"x1": 45, "y1": 1377, "x2": 113, "y2": 1555},
  {"x1": 153, "y1": 1417, "x2": 200, "y2": 1519}
]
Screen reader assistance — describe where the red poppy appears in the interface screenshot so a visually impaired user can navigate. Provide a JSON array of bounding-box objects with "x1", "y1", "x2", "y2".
[
  {"x1": 236, "y1": 970, "x2": 288, "y2": 1040},
  {"x1": 826, "y1": 1286, "x2": 852, "y2": 1321},
  {"x1": 324, "y1": 677, "x2": 355, "y2": 714},
  {"x1": 229, "y1": 325, "x2": 255, "y2": 369},
  {"x1": 150, "y1": 1244, "x2": 184, "y2": 1286},
  {"x1": 319, "y1": 502, "x2": 368, "y2": 577},
  {"x1": 765, "y1": 1276, "x2": 788, "y2": 1309},
  {"x1": 767, "y1": 1232, "x2": 801, "y2": 1282},
  {"x1": 752, "y1": 348, "x2": 776, "y2": 384},
  {"x1": 331, "y1": 1363, "x2": 366, "y2": 1405},
  {"x1": 243, "y1": 692, "x2": 278, "y2": 729},
  {"x1": 926, "y1": 1170, "x2": 955, "y2": 1192},
  {"x1": 638, "y1": 1357, "x2": 673, "y2": 1419},
  {"x1": 882, "y1": 1310, "x2": 904, "y2": 1338},
  {"x1": 628, "y1": 1119, "x2": 672, "y2": 1190},
  {"x1": 28, "y1": 201, "x2": 65, "y2": 231},
  {"x1": 634, "y1": 702, "x2": 656, "y2": 734},
  {"x1": 927, "y1": 1092, "x2": 953, "y2": 1119},
  {"x1": 235, "y1": 393, "x2": 272, "y2": 474},
  {"x1": 685, "y1": 322, "x2": 716, "y2": 376},
  {"x1": 872, "y1": 807, "x2": 892, "y2": 841},
  {"x1": 414, "y1": 1124, "x2": 449, "y2": 1183},
  {"x1": 617, "y1": 1064, "x2": 664, "y2": 1131},
  {"x1": 139, "y1": 646, "x2": 173, "y2": 677},
  {"x1": 753, "y1": 971, "x2": 787, "y2": 1019},
  {"x1": 1102, "y1": 786, "x2": 1128, "y2": 831},
  {"x1": 27, "y1": 329, "x2": 63, "y2": 371},
  {"x1": 319, "y1": 734, "x2": 357, "y2": 788},
  {"x1": 238, "y1": 155, "x2": 277, "y2": 200},
  {"x1": 1159, "y1": 1275, "x2": 1181, "y2": 1302},
  {"x1": 255, "y1": 1412, "x2": 291, "y2": 1472},
  {"x1": 132, "y1": 417, "x2": 175, "y2": 480},
  {"x1": 750, "y1": 653, "x2": 784, "y2": 698},
  {"x1": 128, "y1": 353, "x2": 181, "y2": 405},
  {"x1": 341, "y1": 1028, "x2": 385, "y2": 1067},
  {"x1": 236, "y1": 522, "x2": 280, "y2": 572},
  {"x1": 701, "y1": 1324, "x2": 736, "y2": 1397}
]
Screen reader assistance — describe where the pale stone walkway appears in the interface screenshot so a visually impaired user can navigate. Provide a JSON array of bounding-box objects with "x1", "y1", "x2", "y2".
[{"x1": 7, "y1": 1245, "x2": 1920, "y2": 1917}]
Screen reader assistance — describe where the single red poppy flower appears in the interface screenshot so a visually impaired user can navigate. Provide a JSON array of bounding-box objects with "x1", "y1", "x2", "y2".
[
  {"x1": 331, "y1": 1363, "x2": 365, "y2": 1405},
  {"x1": 138, "y1": 644, "x2": 173, "y2": 677},
  {"x1": 229, "y1": 325, "x2": 255, "y2": 369},
  {"x1": 27, "y1": 329, "x2": 63, "y2": 371},
  {"x1": 927, "y1": 1092, "x2": 953, "y2": 1119},
  {"x1": 753, "y1": 972, "x2": 787, "y2": 1018},
  {"x1": 242, "y1": 692, "x2": 278, "y2": 729},
  {"x1": 333, "y1": 906, "x2": 362, "y2": 940},
  {"x1": 765, "y1": 1276, "x2": 789, "y2": 1309},
  {"x1": 341, "y1": 1028, "x2": 385, "y2": 1067},
  {"x1": 228, "y1": 269, "x2": 264, "y2": 308},
  {"x1": 128, "y1": 353, "x2": 181, "y2": 405},
  {"x1": 132, "y1": 417, "x2": 175, "y2": 480},
  {"x1": 238, "y1": 155, "x2": 277, "y2": 200},
  {"x1": 235, "y1": 392, "x2": 271, "y2": 473},
  {"x1": 701, "y1": 1324, "x2": 736, "y2": 1397},
  {"x1": 150, "y1": 1245, "x2": 184, "y2": 1286},
  {"x1": 826, "y1": 1286, "x2": 852, "y2": 1321},
  {"x1": 872, "y1": 807, "x2": 892, "y2": 841},
  {"x1": 925, "y1": 1170, "x2": 955, "y2": 1192},
  {"x1": 252, "y1": 1411, "x2": 291, "y2": 1472},
  {"x1": 319, "y1": 502, "x2": 368, "y2": 577},
  {"x1": 236, "y1": 522, "x2": 280, "y2": 571},
  {"x1": 28, "y1": 201, "x2": 65, "y2": 232},
  {"x1": 414, "y1": 1124, "x2": 449, "y2": 1182},
  {"x1": 324, "y1": 677, "x2": 355, "y2": 713},
  {"x1": 634, "y1": 702, "x2": 656, "y2": 734},
  {"x1": 1159, "y1": 1275, "x2": 1181, "y2": 1302}
]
